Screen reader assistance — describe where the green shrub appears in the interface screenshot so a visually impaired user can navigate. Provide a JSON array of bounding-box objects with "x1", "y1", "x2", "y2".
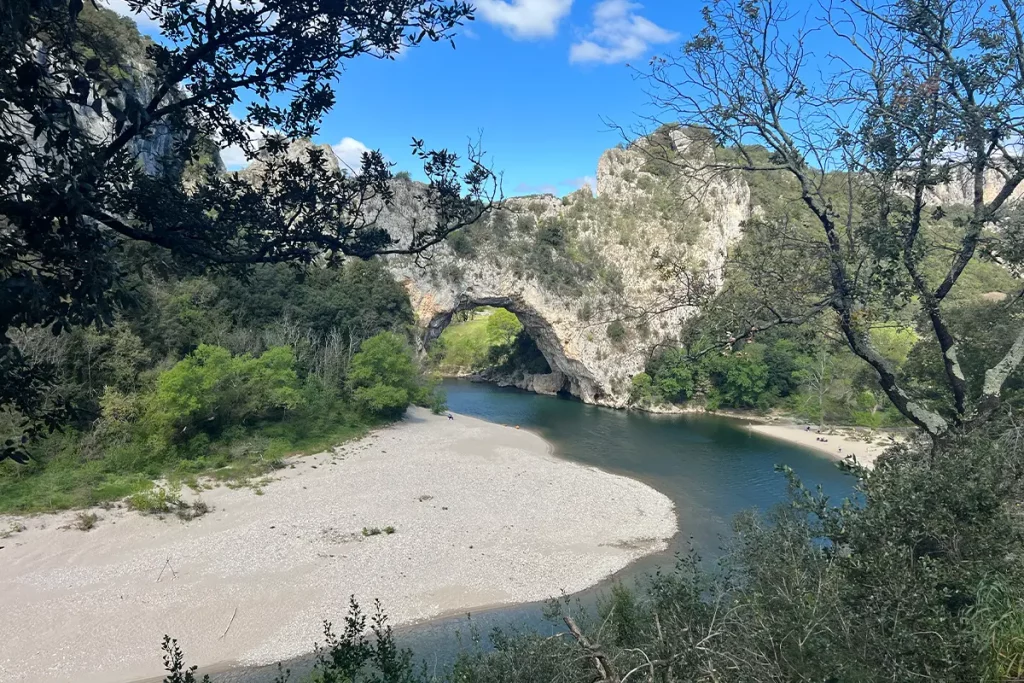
[
  {"x1": 348, "y1": 332, "x2": 425, "y2": 419},
  {"x1": 647, "y1": 348, "x2": 697, "y2": 403},
  {"x1": 425, "y1": 388, "x2": 448, "y2": 415},
  {"x1": 486, "y1": 309, "x2": 523, "y2": 347},
  {"x1": 447, "y1": 229, "x2": 476, "y2": 257},
  {"x1": 629, "y1": 372, "x2": 655, "y2": 405},
  {"x1": 127, "y1": 483, "x2": 210, "y2": 520},
  {"x1": 606, "y1": 321, "x2": 627, "y2": 343},
  {"x1": 351, "y1": 384, "x2": 410, "y2": 417},
  {"x1": 127, "y1": 483, "x2": 183, "y2": 514},
  {"x1": 145, "y1": 344, "x2": 303, "y2": 444},
  {"x1": 537, "y1": 218, "x2": 566, "y2": 248},
  {"x1": 704, "y1": 350, "x2": 772, "y2": 409}
]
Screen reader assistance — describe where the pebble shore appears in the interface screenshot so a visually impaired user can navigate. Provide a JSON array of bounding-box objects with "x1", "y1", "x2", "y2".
[{"x1": 0, "y1": 407, "x2": 676, "y2": 683}]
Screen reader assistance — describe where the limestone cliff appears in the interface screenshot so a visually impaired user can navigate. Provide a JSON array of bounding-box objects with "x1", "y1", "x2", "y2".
[
  {"x1": 382, "y1": 129, "x2": 751, "y2": 407},
  {"x1": 18, "y1": 7, "x2": 199, "y2": 182}
]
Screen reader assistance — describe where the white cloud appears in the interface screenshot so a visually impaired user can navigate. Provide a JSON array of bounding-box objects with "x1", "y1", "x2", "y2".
[
  {"x1": 219, "y1": 122, "x2": 276, "y2": 170},
  {"x1": 515, "y1": 181, "x2": 559, "y2": 195},
  {"x1": 514, "y1": 176, "x2": 598, "y2": 196},
  {"x1": 566, "y1": 175, "x2": 597, "y2": 191},
  {"x1": 219, "y1": 144, "x2": 249, "y2": 170},
  {"x1": 218, "y1": 122, "x2": 370, "y2": 173},
  {"x1": 475, "y1": 0, "x2": 574, "y2": 39},
  {"x1": 569, "y1": 0, "x2": 676, "y2": 64},
  {"x1": 331, "y1": 137, "x2": 371, "y2": 174},
  {"x1": 101, "y1": 0, "x2": 161, "y2": 29}
]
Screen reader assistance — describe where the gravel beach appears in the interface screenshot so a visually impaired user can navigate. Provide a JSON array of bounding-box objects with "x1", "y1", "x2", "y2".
[
  {"x1": 0, "y1": 407, "x2": 677, "y2": 683},
  {"x1": 748, "y1": 423, "x2": 900, "y2": 468}
]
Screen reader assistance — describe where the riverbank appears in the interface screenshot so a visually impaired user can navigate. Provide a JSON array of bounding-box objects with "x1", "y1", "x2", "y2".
[
  {"x1": 748, "y1": 423, "x2": 900, "y2": 468},
  {"x1": 0, "y1": 407, "x2": 676, "y2": 683},
  {"x1": 630, "y1": 399, "x2": 900, "y2": 468}
]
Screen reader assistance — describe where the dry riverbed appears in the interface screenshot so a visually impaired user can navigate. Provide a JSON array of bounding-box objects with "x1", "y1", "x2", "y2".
[{"x1": 0, "y1": 408, "x2": 676, "y2": 683}]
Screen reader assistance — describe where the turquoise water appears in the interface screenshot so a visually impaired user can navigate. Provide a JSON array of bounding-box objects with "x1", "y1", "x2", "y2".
[
  {"x1": 217, "y1": 380, "x2": 856, "y2": 681},
  {"x1": 441, "y1": 380, "x2": 853, "y2": 556}
]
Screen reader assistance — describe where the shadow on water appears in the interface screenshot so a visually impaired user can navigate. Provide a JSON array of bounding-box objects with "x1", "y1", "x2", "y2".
[{"x1": 210, "y1": 380, "x2": 856, "y2": 682}]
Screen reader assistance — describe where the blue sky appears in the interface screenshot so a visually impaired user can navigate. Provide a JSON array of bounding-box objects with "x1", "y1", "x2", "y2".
[{"x1": 108, "y1": 1, "x2": 709, "y2": 196}]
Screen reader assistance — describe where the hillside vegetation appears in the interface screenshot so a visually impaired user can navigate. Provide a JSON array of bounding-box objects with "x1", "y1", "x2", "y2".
[
  {"x1": 0, "y1": 260, "x2": 443, "y2": 513},
  {"x1": 629, "y1": 138, "x2": 1022, "y2": 426},
  {"x1": 9, "y1": 1, "x2": 1024, "y2": 682}
]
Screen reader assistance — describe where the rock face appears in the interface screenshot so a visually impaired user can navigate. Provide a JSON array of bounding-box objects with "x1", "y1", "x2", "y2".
[
  {"x1": 923, "y1": 164, "x2": 1024, "y2": 206},
  {"x1": 14, "y1": 41, "x2": 193, "y2": 182},
  {"x1": 383, "y1": 129, "x2": 751, "y2": 407},
  {"x1": 74, "y1": 66, "x2": 195, "y2": 177}
]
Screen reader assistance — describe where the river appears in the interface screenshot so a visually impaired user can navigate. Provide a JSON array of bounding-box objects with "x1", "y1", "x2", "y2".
[{"x1": 216, "y1": 380, "x2": 856, "y2": 682}]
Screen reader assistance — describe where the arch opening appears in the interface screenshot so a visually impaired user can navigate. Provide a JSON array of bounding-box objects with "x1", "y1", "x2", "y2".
[{"x1": 422, "y1": 296, "x2": 604, "y2": 402}]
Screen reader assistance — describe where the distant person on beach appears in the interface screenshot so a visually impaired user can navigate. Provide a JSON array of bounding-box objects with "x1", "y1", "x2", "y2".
[{"x1": 447, "y1": 413, "x2": 454, "y2": 421}]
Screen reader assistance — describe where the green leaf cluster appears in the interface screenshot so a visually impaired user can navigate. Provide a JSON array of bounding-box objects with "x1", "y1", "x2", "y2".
[
  {"x1": 348, "y1": 332, "x2": 434, "y2": 419},
  {"x1": 146, "y1": 345, "x2": 303, "y2": 442}
]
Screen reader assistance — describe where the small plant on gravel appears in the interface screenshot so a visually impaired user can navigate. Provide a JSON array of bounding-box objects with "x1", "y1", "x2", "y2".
[
  {"x1": 175, "y1": 499, "x2": 211, "y2": 522},
  {"x1": 74, "y1": 512, "x2": 99, "y2": 531},
  {"x1": 0, "y1": 522, "x2": 26, "y2": 539},
  {"x1": 127, "y1": 484, "x2": 182, "y2": 514},
  {"x1": 160, "y1": 636, "x2": 210, "y2": 683},
  {"x1": 383, "y1": 526, "x2": 396, "y2": 535},
  {"x1": 127, "y1": 484, "x2": 211, "y2": 521},
  {"x1": 362, "y1": 526, "x2": 382, "y2": 537}
]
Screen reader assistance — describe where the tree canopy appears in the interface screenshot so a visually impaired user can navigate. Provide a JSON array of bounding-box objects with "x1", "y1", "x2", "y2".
[{"x1": 0, "y1": 0, "x2": 497, "y2": 459}]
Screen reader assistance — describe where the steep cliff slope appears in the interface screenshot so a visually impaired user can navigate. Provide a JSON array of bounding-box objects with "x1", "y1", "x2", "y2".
[
  {"x1": 384, "y1": 129, "x2": 751, "y2": 407},
  {"x1": 21, "y1": 7, "x2": 200, "y2": 180}
]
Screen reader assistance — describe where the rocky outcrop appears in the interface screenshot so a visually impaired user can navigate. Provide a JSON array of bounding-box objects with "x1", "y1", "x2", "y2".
[
  {"x1": 383, "y1": 129, "x2": 751, "y2": 407},
  {"x1": 74, "y1": 66, "x2": 197, "y2": 178},
  {"x1": 14, "y1": 44, "x2": 193, "y2": 183},
  {"x1": 923, "y1": 163, "x2": 1024, "y2": 206}
]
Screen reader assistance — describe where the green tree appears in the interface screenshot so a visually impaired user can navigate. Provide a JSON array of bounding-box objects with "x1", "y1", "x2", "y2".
[
  {"x1": 793, "y1": 350, "x2": 836, "y2": 428},
  {"x1": 762, "y1": 339, "x2": 801, "y2": 399},
  {"x1": 486, "y1": 309, "x2": 523, "y2": 348},
  {"x1": 347, "y1": 332, "x2": 422, "y2": 419},
  {"x1": 706, "y1": 350, "x2": 771, "y2": 410},
  {"x1": 629, "y1": 372, "x2": 655, "y2": 405},
  {"x1": 647, "y1": 348, "x2": 698, "y2": 404},
  {"x1": 146, "y1": 344, "x2": 302, "y2": 441},
  {"x1": 606, "y1": 320, "x2": 627, "y2": 344}
]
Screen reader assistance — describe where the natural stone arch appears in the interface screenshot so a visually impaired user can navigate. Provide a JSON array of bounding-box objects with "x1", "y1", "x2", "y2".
[
  {"x1": 380, "y1": 127, "x2": 753, "y2": 407},
  {"x1": 419, "y1": 293, "x2": 605, "y2": 402}
]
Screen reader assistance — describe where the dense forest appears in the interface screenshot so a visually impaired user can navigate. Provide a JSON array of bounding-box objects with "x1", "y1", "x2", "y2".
[
  {"x1": 0, "y1": 255, "x2": 444, "y2": 513},
  {"x1": 0, "y1": 5, "x2": 452, "y2": 513}
]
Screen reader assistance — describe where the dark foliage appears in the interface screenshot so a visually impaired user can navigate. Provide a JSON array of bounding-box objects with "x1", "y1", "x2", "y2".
[{"x1": 1, "y1": 0, "x2": 496, "y2": 458}]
